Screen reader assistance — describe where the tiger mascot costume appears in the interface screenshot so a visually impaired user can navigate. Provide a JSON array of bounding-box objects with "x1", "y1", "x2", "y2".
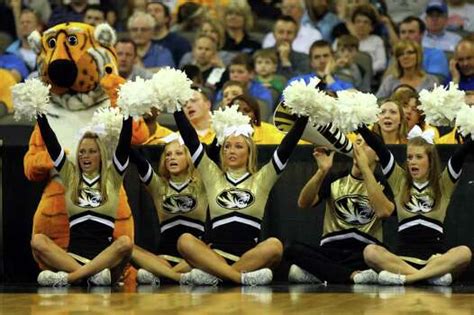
[{"x1": 23, "y1": 22, "x2": 149, "y2": 283}]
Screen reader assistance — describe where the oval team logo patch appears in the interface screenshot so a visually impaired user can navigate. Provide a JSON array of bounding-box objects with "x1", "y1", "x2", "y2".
[
  {"x1": 216, "y1": 188, "x2": 255, "y2": 210},
  {"x1": 334, "y1": 195, "x2": 375, "y2": 225},
  {"x1": 163, "y1": 194, "x2": 197, "y2": 214}
]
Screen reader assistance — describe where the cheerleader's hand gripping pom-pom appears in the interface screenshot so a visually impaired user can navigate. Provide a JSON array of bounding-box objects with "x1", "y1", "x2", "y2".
[
  {"x1": 12, "y1": 78, "x2": 51, "y2": 121},
  {"x1": 455, "y1": 104, "x2": 474, "y2": 140},
  {"x1": 117, "y1": 76, "x2": 154, "y2": 117},
  {"x1": 282, "y1": 77, "x2": 335, "y2": 125},
  {"x1": 334, "y1": 90, "x2": 380, "y2": 133},
  {"x1": 150, "y1": 67, "x2": 194, "y2": 113},
  {"x1": 419, "y1": 83, "x2": 465, "y2": 127},
  {"x1": 212, "y1": 105, "x2": 254, "y2": 145}
]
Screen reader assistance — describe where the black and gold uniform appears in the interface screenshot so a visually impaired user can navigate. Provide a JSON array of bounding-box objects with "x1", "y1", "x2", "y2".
[
  {"x1": 359, "y1": 125, "x2": 472, "y2": 267},
  {"x1": 175, "y1": 110, "x2": 308, "y2": 261},
  {"x1": 37, "y1": 115, "x2": 132, "y2": 262},
  {"x1": 131, "y1": 150, "x2": 208, "y2": 261},
  {"x1": 285, "y1": 169, "x2": 393, "y2": 283}
]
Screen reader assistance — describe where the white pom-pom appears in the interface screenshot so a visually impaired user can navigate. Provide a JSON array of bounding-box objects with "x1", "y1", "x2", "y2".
[
  {"x1": 150, "y1": 67, "x2": 194, "y2": 113},
  {"x1": 455, "y1": 104, "x2": 474, "y2": 140},
  {"x1": 77, "y1": 107, "x2": 124, "y2": 159},
  {"x1": 334, "y1": 90, "x2": 380, "y2": 132},
  {"x1": 12, "y1": 78, "x2": 51, "y2": 121},
  {"x1": 211, "y1": 105, "x2": 253, "y2": 144},
  {"x1": 117, "y1": 76, "x2": 154, "y2": 117},
  {"x1": 282, "y1": 77, "x2": 335, "y2": 126},
  {"x1": 419, "y1": 83, "x2": 465, "y2": 127},
  {"x1": 94, "y1": 23, "x2": 117, "y2": 47}
]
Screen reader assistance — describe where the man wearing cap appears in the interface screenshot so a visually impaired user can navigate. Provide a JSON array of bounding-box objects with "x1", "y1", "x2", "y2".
[{"x1": 422, "y1": 0, "x2": 462, "y2": 52}]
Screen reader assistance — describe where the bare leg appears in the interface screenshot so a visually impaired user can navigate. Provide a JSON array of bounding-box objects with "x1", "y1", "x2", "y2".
[
  {"x1": 177, "y1": 233, "x2": 242, "y2": 283},
  {"x1": 363, "y1": 244, "x2": 419, "y2": 275},
  {"x1": 131, "y1": 245, "x2": 182, "y2": 282},
  {"x1": 172, "y1": 260, "x2": 192, "y2": 273},
  {"x1": 31, "y1": 234, "x2": 82, "y2": 272},
  {"x1": 405, "y1": 246, "x2": 472, "y2": 284},
  {"x1": 232, "y1": 238, "x2": 283, "y2": 272},
  {"x1": 67, "y1": 236, "x2": 133, "y2": 284}
]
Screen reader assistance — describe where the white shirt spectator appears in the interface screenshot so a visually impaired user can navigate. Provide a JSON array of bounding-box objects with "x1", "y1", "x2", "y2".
[
  {"x1": 447, "y1": 2, "x2": 474, "y2": 32},
  {"x1": 262, "y1": 24, "x2": 322, "y2": 55},
  {"x1": 359, "y1": 35, "x2": 386, "y2": 74},
  {"x1": 385, "y1": 0, "x2": 430, "y2": 23}
]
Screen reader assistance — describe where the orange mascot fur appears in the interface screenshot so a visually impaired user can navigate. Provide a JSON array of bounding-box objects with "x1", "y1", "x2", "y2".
[{"x1": 23, "y1": 22, "x2": 148, "y2": 283}]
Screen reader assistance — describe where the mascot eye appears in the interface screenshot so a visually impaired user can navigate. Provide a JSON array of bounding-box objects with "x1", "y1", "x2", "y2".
[
  {"x1": 47, "y1": 38, "x2": 56, "y2": 48},
  {"x1": 67, "y1": 35, "x2": 78, "y2": 46}
]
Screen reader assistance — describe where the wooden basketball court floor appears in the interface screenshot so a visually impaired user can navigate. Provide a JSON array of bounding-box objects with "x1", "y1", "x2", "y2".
[{"x1": 1, "y1": 284, "x2": 474, "y2": 314}]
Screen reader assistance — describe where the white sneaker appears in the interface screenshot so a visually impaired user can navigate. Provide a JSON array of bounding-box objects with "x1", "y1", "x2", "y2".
[
  {"x1": 427, "y1": 273, "x2": 452, "y2": 286},
  {"x1": 241, "y1": 268, "x2": 273, "y2": 286},
  {"x1": 37, "y1": 271, "x2": 69, "y2": 287},
  {"x1": 288, "y1": 264, "x2": 321, "y2": 284},
  {"x1": 88, "y1": 269, "x2": 111, "y2": 286},
  {"x1": 378, "y1": 270, "x2": 406, "y2": 285},
  {"x1": 180, "y1": 269, "x2": 221, "y2": 286},
  {"x1": 137, "y1": 269, "x2": 160, "y2": 286},
  {"x1": 353, "y1": 269, "x2": 379, "y2": 284}
]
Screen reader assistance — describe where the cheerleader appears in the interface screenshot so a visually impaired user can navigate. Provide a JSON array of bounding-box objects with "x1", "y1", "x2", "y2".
[
  {"x1": 285, "y1": 133, "x2": 395, "y2": 284},
  {"x1": 31, "y1": 114, "x2": 133, "y2": 286},
  {"x1": 359, "y1": 125, "x2": 473, "y2": 285},
  {"x1": 174, "y1": 106, "x2": 308, "y2": 285},
  {"x1": 129, "y1": 135, "x2": 208, "y2": 285}
]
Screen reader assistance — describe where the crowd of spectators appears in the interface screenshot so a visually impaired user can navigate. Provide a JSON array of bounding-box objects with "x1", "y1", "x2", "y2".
[{"x1": 1, "y1": 0, "x2": 474, "y2": 145}]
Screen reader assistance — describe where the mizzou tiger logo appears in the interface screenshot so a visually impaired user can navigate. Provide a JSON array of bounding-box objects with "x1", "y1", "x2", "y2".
[
  {"x1": 404, "y1": 194, "x2": 435, "y2": 213},
  {"x1": 163, "y1": 195, "x2": 197, "y2": 214},
  {"x1": 216, "y1": 189, "x2": 255, "y2": 210},
  {"x1": 334, "y1": 195, "x2": 375, "y2": 225},
  {"x1": 28, "y1": 22, "x2": 117, "y2": 109}
]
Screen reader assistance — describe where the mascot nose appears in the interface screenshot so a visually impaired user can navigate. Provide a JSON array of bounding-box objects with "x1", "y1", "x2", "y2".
[{"x1": 48, "y1": 60, "x2": 78, "y2": 88}]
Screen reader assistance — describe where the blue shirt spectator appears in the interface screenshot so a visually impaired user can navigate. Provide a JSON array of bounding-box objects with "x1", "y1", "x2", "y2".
[
  {"x1": 0, "y1": 54, "x2": 29, "y2": 81},
  {"x1": 142, "y1": 42, "x2": 175, "y2": 69},
  {"x1": 287, "y1": 73, "x2": 353, "y2": 93}
]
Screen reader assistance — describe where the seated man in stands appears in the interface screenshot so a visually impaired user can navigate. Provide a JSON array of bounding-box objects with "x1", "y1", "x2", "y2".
[{"x1": 115, "y1": 38, "x2": 153, "y2": 81}]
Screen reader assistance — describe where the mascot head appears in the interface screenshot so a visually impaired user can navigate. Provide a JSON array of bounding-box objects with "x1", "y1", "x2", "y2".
[{"x1": 28, "y1": 22, "x2": 117, "y2": 99}]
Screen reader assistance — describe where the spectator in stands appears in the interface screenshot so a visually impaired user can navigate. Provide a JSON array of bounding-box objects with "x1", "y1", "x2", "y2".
[
  {"x1": 181, "y1": 64, "x2": 204, "y2": 86},
  {"x1": 301, "y1": 0, "x2": 341, "y2": 42},
  {"x1": 183, "y1": 86, "x2": 215, "y2": 144},
  {"x1": 216, "y1": 54, "x2": 273, "y2": 109},
  {"x1": 9, "y1": 0, "x2": 51, "y2": 26},
  {"x1": 222, "y1": 1, "x2": 260, "y2": 55},
  {"x1": 385, "y1": 0, "x2": 429, "y2": 24},
  {"x1": 262, "y1": 0, "x2": 322, "y2": 54},
  {"x1": 351, "y1": 4, "x2": 386, "y2": 75},
  {"x1": 333, "y1": 35, "x2": 365, "y2": 91},
  {"x1": 391, "y1": 85, "x2": 440, "y2": 141},
  {"x1": 271, "y1": 15, "x2": 310, "y2": 79},
  {"x1": 83, "y1": 5, "x2": 106, "y2": 26},
  {"x1": 377, "y1": 40, "x2": 439, "y2": 99},
  {"x1": 127, "y1": 11, "x2": 175, "y2": 72},
  {"x1": 48, "y1": 0, "x2": 88, "y2": 27},
  {"x1": 422, "y1": 0, "x2": 462, "y2": 53},
  {"x1": 253, "y1": 49, "x2": 287, "y2": 95},
  {"x1": 396, "y1": 16, "x2": 449, "y2": 80},
  {"x1": 287, "y1": 40, "x2": 353, "y2": 92},
  {"x1": 0, "y1": 52, "x2": 29, "y2": 82},
  {"x1": 142, "y1": 107, "x2": 173, "y2": 144},
  {"x1": 188, "y1": 34, "x2": 225, "y2": 89},
  {"x1": 229, "y1": 94, "x2": 285, "y2": 144},
  {"x1": 221, "y1": 80, "x2": 246, "y2": 108},
  {"x1": 372, "y1": 99, "x2": 408, "y2": 144},
  {"x1": 446, "y1": 0, "x2": 474, "y2": 32},
  {"x1": 449, "y1": 39, "x2": 474, "y2": 91},
  {"x1": 172, "y1": 1, "x2": 207, "y2": 36},
  {"x1": 146, "y1": 0, "x2": 191, "y2": 66},
  {"x1": 179, "y1": 19, "x2": 236, "y2": 67},
  {"x1": 115, "y1": 38, "x2": 152, "y2": 81},
  {"x1": 6, "y1": 8, "x2": 43, "y2": 73}
]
